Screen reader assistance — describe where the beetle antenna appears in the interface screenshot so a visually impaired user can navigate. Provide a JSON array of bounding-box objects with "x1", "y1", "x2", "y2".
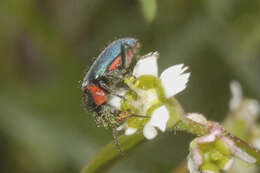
[{"x1": 129, "y1": 114, "x2": 150, "y2": 119}]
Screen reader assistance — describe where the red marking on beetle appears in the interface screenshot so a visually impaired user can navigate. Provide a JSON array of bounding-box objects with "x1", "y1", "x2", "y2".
[
  {"x1": 87, "y1": 85, "x2": 107, "y2": 105},
  {"x1": 108, "y1": 56, "x2": 122, "y2": 71}
]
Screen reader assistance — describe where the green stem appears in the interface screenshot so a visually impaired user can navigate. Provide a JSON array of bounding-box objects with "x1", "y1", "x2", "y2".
[
  {"x1": 81, "y1": 133, "x2": 146, "y2": 173},
  {"x1": 173, "y1": 116, "x2": 209, "y2": 136}
]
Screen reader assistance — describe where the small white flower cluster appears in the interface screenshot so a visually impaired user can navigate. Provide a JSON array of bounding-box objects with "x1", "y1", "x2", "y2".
[
  {"x1": 187, "y1": 113, "x2": 256, "y2": 173},
  {"x1": 229, "y1": 81, "x2": 260, "y2": 150},
  {"x1": 109, "y1": 52, "x2": 190, "y2": 140},
  {"x1": 229, "y1": 81, "x2": 260, "y2": 123}
]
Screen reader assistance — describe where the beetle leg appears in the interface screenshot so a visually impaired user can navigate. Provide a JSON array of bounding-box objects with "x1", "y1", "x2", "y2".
[
  {"x1": 101, "y1": 71, "x2": 135, "y2": 96},
  {"x1": 127, "y1": 114, "x2": 150, "y2": 119},
  {"x1": 117, "y1": 111, "x2": 150, "y2": 122},
  {"x1": 113, "y1": 128, "x2": 123, "y2": 154},
  {"x1": 104, "y1": 70, "x2": 138, "y2": 93},
  {"x1": 99, "y1": 80, "x2": 126, "y2": 101},
  {"x1": 105, "y1": 69, "x2": 124, "y2": 81}
]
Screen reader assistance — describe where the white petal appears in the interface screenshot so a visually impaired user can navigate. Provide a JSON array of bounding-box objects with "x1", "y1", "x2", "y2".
[
  {"x1": 160, "y1": 64, "x2": 190, "y2": 98},
  {"x1": 232, "y1": 146, "x2": 256, "y2": 164},
  {"x1": 125, "y1": 127, "x2": 137, "y2": 135},
  {"x1": 107, "y1": 90, "x2": 126, "y2": 110},
  {"x1": 192, "y1": 148, "x2": 203, "y2": 167},
  {"x1": 223, "y1": 158, "x2": 234, "y2": 171},
  {"x1": 150, "y1": 105, "x2": 170, "y2": 132},
  {"x1": 187, "y1": 154, "x2": 201, "y2": 173},
  {"x1": 133, "y1": 52, "x2": 159, "y2": 78},
  {"x1": 248, "y1": 99, "x2": 260, "y2": 116},
  {"x1": 116, "y1": 123, "x2": 127, "y2": 131},
  {"x1": 186, "y1": 113, "x2": 207, "y2": 125},
  {"x1": 252, "y1": 139, "x2": 260, "y2": 150},
  {"x1": 223, "y1": 137, "x2": 256, "y2": 164},
  {"x1": 117, "y1": 123, "x2": 137, "y2": 136},
  {"x1": 107, "y1": 95, "x2": 121, "y2": 109},
  {"x1": 197, "y1": 133, "x2": 217, "y2": 144},
  {"x1": 229, "y1": 81, "x2": 243, "y2": 111},
  {"x1": 143, "y1": 122, "x2": 157, "y2": 140}
]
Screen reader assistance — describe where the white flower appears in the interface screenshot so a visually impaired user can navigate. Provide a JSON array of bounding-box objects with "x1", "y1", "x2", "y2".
[
  {"x1": 229, "y1": 81, "x2": 260, "y2": 125},
  {"x1": 133, "y1": 52, "x2": 190, "y2": 99},
  {"x1": 229, "y1": 81, "x2": 243, "y2": 111},
  {"x1": 188, "y1": 122, "x2": 256, "y2": 173},
  {"x1": 115, "y1": 51, "x2": 190, "y2": 140}
]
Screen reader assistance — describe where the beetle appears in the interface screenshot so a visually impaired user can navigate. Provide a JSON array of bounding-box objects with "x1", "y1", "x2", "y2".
[{"x1": 81, "y1": 38, "x2": 142, "y2": 150}]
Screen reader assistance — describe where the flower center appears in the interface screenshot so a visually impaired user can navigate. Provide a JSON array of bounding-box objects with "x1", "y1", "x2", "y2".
[{"x1": 121, "y1": 75, "x2": 165, "y2": 128}]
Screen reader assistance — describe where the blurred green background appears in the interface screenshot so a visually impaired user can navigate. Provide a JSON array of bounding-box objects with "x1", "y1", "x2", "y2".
[{"x1": 1, "y1": 0, "x2": 260, "y2": 172}]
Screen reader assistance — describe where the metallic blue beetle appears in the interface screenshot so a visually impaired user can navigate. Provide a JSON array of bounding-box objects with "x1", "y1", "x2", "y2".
[
  {"x1": 82, "y1": 38, "x2": 140, "y2": 129},
  {"x1": 82, "y1": 38, "x2": 140, "y2": 151}
]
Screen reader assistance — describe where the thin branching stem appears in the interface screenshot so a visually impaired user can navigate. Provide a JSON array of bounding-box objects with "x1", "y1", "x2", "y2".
[{"x1": 81, "y1": 133, "x2": 146, "y2": 173}]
